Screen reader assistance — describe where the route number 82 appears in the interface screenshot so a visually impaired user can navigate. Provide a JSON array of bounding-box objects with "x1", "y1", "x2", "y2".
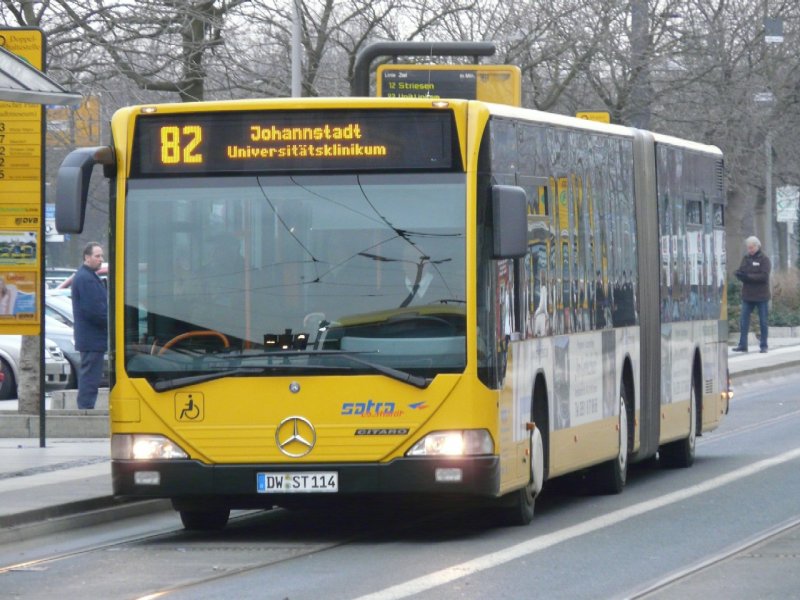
[{"x1": 160, "y1": 125, "x2": 203, "y2": 165}]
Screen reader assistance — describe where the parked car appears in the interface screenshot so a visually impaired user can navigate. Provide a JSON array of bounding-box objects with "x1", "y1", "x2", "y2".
[
  {"x1": 55, "y1": 263, "x2": 108, "y2": 290},
  {"x1": 45, "y1": 267, "x2": 76, "y2": 290},
  {"x1": 45, "y1": 293, "x2": 110, "y2": 388},
  {"x1": 0, "y1": 334, "x2": 71, "y2": 400},
  {"x1": 43, "y1": 313, "x2": 81, "y2": 389}
]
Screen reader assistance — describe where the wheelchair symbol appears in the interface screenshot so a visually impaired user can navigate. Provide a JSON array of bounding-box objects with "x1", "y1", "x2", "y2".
[{"x1": 176, "y1": 393, "x2": 203, "y2": 421}]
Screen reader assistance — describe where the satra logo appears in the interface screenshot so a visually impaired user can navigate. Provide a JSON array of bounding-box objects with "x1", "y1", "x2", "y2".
[{"x1": 341, "y1": 400, "x2": 403, "y2": 417}]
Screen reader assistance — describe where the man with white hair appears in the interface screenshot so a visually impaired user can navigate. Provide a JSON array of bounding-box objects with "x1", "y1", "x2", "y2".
[{"x1": 732, "y1": 236, "x2": 771, "y2": 353}]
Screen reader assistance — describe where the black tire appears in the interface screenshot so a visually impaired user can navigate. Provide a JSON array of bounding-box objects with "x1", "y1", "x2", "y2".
[
  {"x1": 660, "y1": 371, "x2": 698, "y2": 469},
  {"x1": 179, "y1": 507, "x2": 230, "y2": 531},
  {"x1": 65, "y1": 357, "x2": 79, "y2": 389},
  {"x1": 587, "y1": 380, "x2": 631, "y2": 495},
  {"x1": 0, "y1": 358, "x2": 17, "y2": 400},
  {"x1": 498, "y1": 485, "x2": 535, "y2": 526}
]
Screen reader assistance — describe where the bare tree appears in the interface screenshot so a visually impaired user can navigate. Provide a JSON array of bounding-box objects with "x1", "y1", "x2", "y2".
[
  {"x1": 6, "y1": 0, "x2": 800, "y2": 276},
  {"x1": 39, "y1": 0, "x2": 248, "y2": 102},
  {"x1": 243, "y1": 0, "x2": 404, "y2": 97}
]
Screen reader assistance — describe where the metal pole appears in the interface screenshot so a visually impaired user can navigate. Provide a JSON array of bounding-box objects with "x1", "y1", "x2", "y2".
[
  {"x1": 629, "y1": 0, "x2": 652, "y2": 129},
  {"x1": 39, "y1": 33, "x2": 48, "y2": 448},
  {"x1": 291, "y1": 0, "x2": 302, "y2": 97},
  {"x1": 765, "y1": 130, "x2": 774, "y2": 263}
]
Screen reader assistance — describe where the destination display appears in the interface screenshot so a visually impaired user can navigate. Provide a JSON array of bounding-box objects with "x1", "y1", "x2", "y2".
[
  {"x1": 131, "y1": 109, "x2": 459, "y2": 176},
  {"x1": 381, "y1": 68, "x2": 477, "y2": 99},
  {"x1": 377, "y1": 65, "x2": 522, "y2": 106}
]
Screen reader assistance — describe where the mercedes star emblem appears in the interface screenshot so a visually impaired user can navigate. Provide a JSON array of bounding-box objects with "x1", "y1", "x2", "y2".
[{"x1": 275, "y1": 416, "x2": 316, "y2": 457}]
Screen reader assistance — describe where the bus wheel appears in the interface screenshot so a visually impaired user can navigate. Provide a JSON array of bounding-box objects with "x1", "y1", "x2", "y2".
[
  {"x1": 179, "y1": 507, "x2": 230, "y2": 531},
  {"x1": 498, "y1": 423, "x2": 543, "y2": 526},
  {"x1": 588, "y1": 384, "x2": 629, "y2": 495},
  {"x1": 660, "y1": 375, "x2": 697, "y2": 468}
]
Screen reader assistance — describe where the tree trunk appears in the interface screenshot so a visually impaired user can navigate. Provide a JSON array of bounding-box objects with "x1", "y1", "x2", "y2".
[{"x1": 17, "y1": 335, "x2": 41, "y2": 415}]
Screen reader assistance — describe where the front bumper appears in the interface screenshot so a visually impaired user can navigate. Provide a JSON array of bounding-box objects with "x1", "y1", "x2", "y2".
[
  {"x1": 44, "y1": 360, "x2": 71, "y2": 389},
  {"x1": 112, "y1": 456, "x2": 501, "y2": 506}
]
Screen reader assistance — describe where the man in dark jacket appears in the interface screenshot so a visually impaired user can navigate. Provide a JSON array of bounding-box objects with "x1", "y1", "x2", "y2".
[
  {"x1": 72, "y1": 242, "x2": 108, "y2": 408},
  {"x1": 733, "y1": 236, "x2": 771, "y2": 353}
]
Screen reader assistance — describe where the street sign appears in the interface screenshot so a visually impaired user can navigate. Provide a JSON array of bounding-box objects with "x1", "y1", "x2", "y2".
[
  {"x1": 377, "y1": 64, "x2": 521, "y2": 106},
  {"x1": 764, "y1": 17, "x2": 784, "y2": 44},
  {"x1": 776, "y1": 185, "x2": 799, "y2": 223},
  {"x1": 0, "y1": 28, "x2": 44, "y2": 334},
  {"x1": 45, "y1": 203, "x2": 64, "y2": 242}
]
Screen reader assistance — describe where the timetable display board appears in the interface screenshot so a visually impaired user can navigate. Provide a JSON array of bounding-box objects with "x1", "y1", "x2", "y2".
[
  {"x1": 377, "y1": 65, "x2": 521, "y2": 107},
  {"x1": 0, "y1": 28, "x2": 44, "y2": 334}
]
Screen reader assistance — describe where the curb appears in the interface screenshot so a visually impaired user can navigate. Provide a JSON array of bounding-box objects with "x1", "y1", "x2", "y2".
[
  {"x1": 0, "y1": 411, "x2": 109, "y2": 438},
  {"x1": 729, "y1": 358, "x2": 800, "y2": 384},
  {"x1": 0, "y1": 498, "x2": 172, "y2": 545}
]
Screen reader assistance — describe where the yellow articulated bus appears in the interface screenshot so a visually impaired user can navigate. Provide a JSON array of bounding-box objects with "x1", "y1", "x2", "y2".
[{"x1": 56, "y1": 97, "x2": 730, "y2": 530}]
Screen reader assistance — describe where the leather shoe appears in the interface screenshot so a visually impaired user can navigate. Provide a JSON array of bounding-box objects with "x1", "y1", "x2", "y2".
[{"x1": 731, "y1": 347, "x2": 747, "y2": 352}]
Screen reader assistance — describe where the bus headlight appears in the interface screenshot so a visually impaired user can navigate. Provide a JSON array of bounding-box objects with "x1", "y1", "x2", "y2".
[
  {"x1": 406, "y1": 430, "x2": 494, "y2": 457},
  {"x1": 111, "y1": 434, "x2": 189, "y2": 460}
]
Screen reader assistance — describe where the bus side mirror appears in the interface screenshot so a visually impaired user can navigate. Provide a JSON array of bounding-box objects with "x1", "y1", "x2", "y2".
[
  {"x1": 491, "y1": 185, "x2": 528, "y2": 259},
  {"x1": 55, "y1": 146, "x2": 114, "y2": 234}
]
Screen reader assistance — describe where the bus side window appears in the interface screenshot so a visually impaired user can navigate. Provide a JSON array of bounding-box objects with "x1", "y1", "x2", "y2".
[{"x1": 517, "y1": 176, "x2": 552, "y2": 338}]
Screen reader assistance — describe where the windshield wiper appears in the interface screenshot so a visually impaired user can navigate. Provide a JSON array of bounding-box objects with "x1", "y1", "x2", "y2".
[
  {"x1": 243, "y1": 350, "x2": 430, "y2": 389},
  {"x1": 188, "y1": 349, "x2": 430, "y2": 390},
  {"x1": 151, "y1": 367, "x2": 267, "y2": 392},
  {"x1": 149, "y1": 351, "x2": 430, "y2": 392},
  {"x1": 332, "y1": 352, "x2": 430, "y2": 389}
]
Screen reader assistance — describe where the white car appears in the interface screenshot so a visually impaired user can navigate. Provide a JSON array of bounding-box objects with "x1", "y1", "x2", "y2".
[
  {"x1": 0, "y1": 334, "x2": 71, "y2": 400},
  {"x1": 45, "y1": 292, "x2": 110, "y2": 387}
]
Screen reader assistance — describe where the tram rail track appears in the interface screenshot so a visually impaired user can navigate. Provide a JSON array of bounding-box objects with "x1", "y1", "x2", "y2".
[
  {"x1": 628, "y1": 515, "x2": 800, "y2": 599},
  {"x1": 0, "y1": 503, "x2": 467, "y2": 599}
]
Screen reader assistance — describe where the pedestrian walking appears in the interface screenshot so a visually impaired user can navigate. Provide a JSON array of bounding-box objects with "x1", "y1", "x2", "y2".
[
  {"x1": 733, "y1": 236, "x2": 771, "y2": 353},
  {"x1": 71, "y1": 242, "x2": 108, "y2": 409}
]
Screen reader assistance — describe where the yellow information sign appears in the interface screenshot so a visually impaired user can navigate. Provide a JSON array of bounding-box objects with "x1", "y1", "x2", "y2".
[
  {"x1": 377, "y1": 64, "x2": 522, "y2": 107},
  {"x1": 0, "y1": 28, "x2": 44, "y2": 334},
  {"x1": 576, "y1": 111, "x2": 612, "y2": 124}
]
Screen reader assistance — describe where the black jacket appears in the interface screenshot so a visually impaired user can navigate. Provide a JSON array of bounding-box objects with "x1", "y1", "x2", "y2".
[{"x1": 735, "y1": 250, "x2": 771, "y2": 302}]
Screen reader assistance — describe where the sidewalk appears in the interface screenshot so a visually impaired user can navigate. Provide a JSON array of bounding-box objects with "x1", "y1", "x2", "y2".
[
  {"x1": 0, "y1": 438, "x2": 112, "y2": 528},
  {"x1": 727, "y1": 335, "x2": 800, "y2": 382},
  {"x1": 0, "y1": 436, "x2": 169, "y2": 544},
  {"x1": 1, "y1": 341, "x2": 799, "y2": 570}
]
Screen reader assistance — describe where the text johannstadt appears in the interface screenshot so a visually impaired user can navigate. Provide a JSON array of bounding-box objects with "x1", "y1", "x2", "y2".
[{"x1": 249, "y1": 123, "x2": 362, "y2": 142}]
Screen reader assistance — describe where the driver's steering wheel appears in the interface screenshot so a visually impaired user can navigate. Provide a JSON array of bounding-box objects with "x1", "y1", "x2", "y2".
[{"x1": 153, "y1": 330, "x2": 230, "y2": 355}]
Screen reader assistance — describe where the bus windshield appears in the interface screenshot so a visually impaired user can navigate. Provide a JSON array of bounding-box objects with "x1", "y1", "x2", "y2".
[{"x1": 124, "y1": 173, "x2": 466, "y2": 383}]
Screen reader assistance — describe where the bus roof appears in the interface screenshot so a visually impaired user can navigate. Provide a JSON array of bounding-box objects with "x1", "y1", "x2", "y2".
[
  {"x1": 651, "y1": 131, "x2": 723, "y2": 157},
  {"x1": 482, "y1": 101, "x2": 722, "y2": 157},
  {"x1": 116, "y1": 96, "x2": 472, "y2": 119}
]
